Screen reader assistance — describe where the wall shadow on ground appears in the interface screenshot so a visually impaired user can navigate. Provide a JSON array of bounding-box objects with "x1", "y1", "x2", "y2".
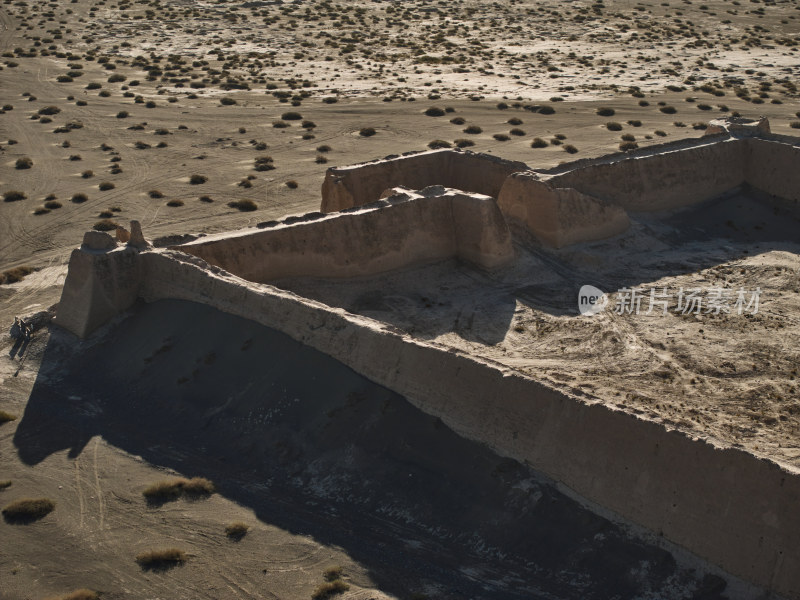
[{"x1": 14, "y1": 300, "x2": 730, "y2": 599}]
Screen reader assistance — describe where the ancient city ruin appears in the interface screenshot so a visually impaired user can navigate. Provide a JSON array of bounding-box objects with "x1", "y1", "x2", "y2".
[{"x1": 54, "y1": 117, "x2": 800, "y2": 598}]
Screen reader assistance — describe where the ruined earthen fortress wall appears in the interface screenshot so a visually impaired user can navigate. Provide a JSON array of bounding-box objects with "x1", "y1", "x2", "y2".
[
  {"x1": 321, "y1": 149, "x2": 528, "y2": 213},
  {"x1": 177, "y1": 188, "x2": 514, "y2": 281},
  {"x1": 66, "y1": 247, "x2": 798, "y2": 599},
  {"x1": 495, "y1": 172, "x2": 631, "y2": 248},
  {"x1": 318, "y1": 135, "x2": 800, "y2": 250},
  {"x1": 54, "y1": 129, "x2": 800, "y2": 597},
  {"x1": 55, "y1": 245, "x2": 142, "y2": 339},
  {"x1": 537, "y1": 135, "x2": 800, "y2": 212},
  {"x1": 745, "y1": 137, "x2": 800, "y2": 202}
]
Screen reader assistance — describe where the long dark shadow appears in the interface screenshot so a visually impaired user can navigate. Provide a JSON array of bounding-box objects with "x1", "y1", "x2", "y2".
[{"x1": 15, "y1": 300, "x2": 730, "y2": 599}]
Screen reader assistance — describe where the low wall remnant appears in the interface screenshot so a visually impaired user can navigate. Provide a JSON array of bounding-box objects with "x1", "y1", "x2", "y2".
[
  {"x1": 178, "y1": 186, "x2": 514, "y2": 283},
  {"x1": 321, "y1": 149, "x2": 528, "y2": 213}
]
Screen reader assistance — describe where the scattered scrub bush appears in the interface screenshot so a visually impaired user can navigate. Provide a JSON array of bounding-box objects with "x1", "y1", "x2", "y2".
[
  {"x1": 228, "y1": 199, "x2": 258, "y2": 211},
  {"x1": 2, "y1": 498, "x2": 55, "y2": 523}
]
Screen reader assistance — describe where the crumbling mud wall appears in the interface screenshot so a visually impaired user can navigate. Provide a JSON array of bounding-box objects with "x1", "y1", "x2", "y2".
[
  {"x1": 536, "y1": 135, "x2": 800, "y2": 214},
  {"x1": 131, "y1": 250, "x2": 800, "y2": 599},
  {"x1": 744, "y1": 137, "x2": 800, "y2": 202},
  {"x1": 54, "y1": 232, "x2": 143, "y2": 338},
  {"x1": 497, "y1": 172, "x2": 631, "y2": 248},
  {"x1": 178, "y1": 188, "x2": 514, "y2": 283},
  {"x1": 321, "y1": 149, "x2": 528, "y2": 213},
  {"x1": 539, "y1": 137, "x2": 747, "y2": 212}
]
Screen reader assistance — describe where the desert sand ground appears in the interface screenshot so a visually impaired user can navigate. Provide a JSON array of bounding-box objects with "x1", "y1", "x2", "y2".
[{"x1": 1, "y1": 0, "x2": 799, "y2": 598}]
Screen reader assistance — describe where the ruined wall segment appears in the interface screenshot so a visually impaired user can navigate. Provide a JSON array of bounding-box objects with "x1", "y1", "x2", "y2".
[
  {"x1": 320, "y1": 149, "x2": 528, "y2": 213},
  {"x1": 134, "y1": 250, "x2": 800, "y2": 599},
  {"x1": 497, "y1": 171, "x2": 631, "y2": 248},
  {"x1": 178, "y1": 187, "x2": 514, "y2": 283},
  {"x1": 744, "y1": 137, "x2": 800, "y2": 202},
  {"x1": 54, "y1": 231, "x2": 143, "y2": 338},
  {"x1": 539, "y1": 137, "x2": 747, "y2": 212}
]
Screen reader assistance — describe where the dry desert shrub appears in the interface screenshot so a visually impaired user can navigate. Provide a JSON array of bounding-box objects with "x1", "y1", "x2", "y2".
[
  {"x1": 281, "y1": 111, "x2": 302, "y2": 120},
  {"x1": 15, "y1": 157, "x2": 32, "y2": 169},
  {"x1": 0, "y1": 410, "x2": 18, "y2": 422},
  {"x1": 98, "y1": 181, "x2": 115, "y2": 191},
  {"x1": 530, "y1": 137, "x2": 548, "y2": 148},
  {"x1": 285, "y1": 180, "x2": 298, "y2": 189},
  {"x1": 463, "y1": 125, "x2": 482, "y2": 134},
  {"x1": 93, "y1": 219, "x2": 119, "y2": 231},
  {"x1": 148, "y1": 190, "x2": 163, "y2": 199},
  {"x1": 2, "y1": 498, "x2": 55, "y2": 523},
  {"x1": 596, "y1": 107, "x2": 615, "y2": 116},
  {"x1": 660, "y1": 105, "x2": 677, "y2": 114},
  {"x1": 449, "y1": 117, "x2": 465, "y2": 125},
  {"x1": 312, "y1": 580, "x2": 349, "y2": 599},
  {"x1": 424, "y1": 106, "x2": 445, "y2": 117},
  {"x1": 228, "y1": 199, "x2": 258, "y2": 212},
  {"x1": 606, "y1": 122, "x2": 623, "y2": 131},
  {"x1": 493, "y1": 133, "x2": 510, "y2": 141},
  {"x1": 358, "y1": 127, "x2": 376, "y2": 137},
  {"x1": 71, "y1": 193, "x2": 88, "y2": 203},
  {"x1": 0, "y1": 267, "x2": 35, "y2": 284},
  {"x1": 166, "y1": 199, "x2": 184, "y2": 207},
  {"x1": 135, "y1": 548, "x2": 186, "y2": 570},
  {"x1": 189, "y1": 174, "x2": 207, "y2": 184},
  {"x1": 225, "y1": 521, "x2": 249, "y2": 539},
  {"x1": 143, "y1": 477, "x2": 215, "y2": 502},
  {"x1": 0, "y1": 481, "x2": 12, "y2": 490},
  {"x1": 315, "y1": 155, "x2": 328, "y2": 164},
  {"x1": 3, "y1": 190, "x2": 26, "y2": 202},
  {"x1": 454, "y1": 139, "x2": 474, "y2": 148},
  {"x1": 427, "y1": 139, "x2": 451, "y2": 149},
  {"x1": 620, "y1": 141, "x2": 638, "y2": 151},
  {"x1": 254, "y1": 156, "x2": 274, "y2": 171},
  {"x1": 563, "y1": 144, "x2": 578, "y2": 154}
]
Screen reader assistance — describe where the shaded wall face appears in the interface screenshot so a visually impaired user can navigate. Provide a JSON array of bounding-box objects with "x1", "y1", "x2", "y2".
[
  {"x1": 544, "y1": 139, "x2": 747, "y2": 212},
  {"x1": 744, "y1": 138, "x2": 800, "y2": 202},
  {"x1": 321, "y1": 151, "x2": 528, "y2": 212},
  {"x1": 55, "y1": 247, "x2": 143, "y2": 338}
]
